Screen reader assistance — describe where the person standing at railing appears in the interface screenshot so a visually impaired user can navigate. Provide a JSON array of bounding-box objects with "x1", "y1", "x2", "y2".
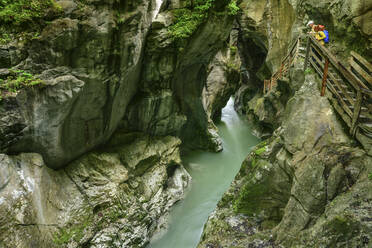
[
  {"x1": 316, "y1": 29, "x2": 327, "y2": 45},
  {"x1": 307, "y1": 20, "x2": 318, "y2": 34},
  {"x1": 307, "y1": 21, "x2": 328, "y2": 46}
]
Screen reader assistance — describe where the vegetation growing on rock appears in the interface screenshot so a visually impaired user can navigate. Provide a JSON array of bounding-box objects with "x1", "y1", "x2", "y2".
[
  {"x1": 0, "y1": 0, "x2": 62, "y2": 43},
  {"x1": 0, "y1": 69, "x2": 43, "y2": 100},
  {"x1": 169, "y1": 0, "x2": 239, "y2": 46}
]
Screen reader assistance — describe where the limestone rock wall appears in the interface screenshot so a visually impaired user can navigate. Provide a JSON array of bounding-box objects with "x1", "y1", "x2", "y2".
[
  {"x1": 0, "y1": 0, "x2": 239, "y2": 168},
  {"x1": 0, "y1": 0, "x2": 153, "y2": 169},
  {"x1": 235, "y1": 0, "x2": 372, "y2": 119},
  {"x1": 0, "y1": 134, "x2": 191, "y2": 248},
  {"x1": 198, "y1": 68, "x2": 372, "y2": 248},
  {"x1": 123, "y1": 3, "x2": 236, "y2": 152},
  {"x1": 198, "y1": 1, "x2": 372, "y2": 245}
]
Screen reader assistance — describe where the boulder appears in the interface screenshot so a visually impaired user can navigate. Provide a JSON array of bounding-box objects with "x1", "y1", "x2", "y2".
[{"x1": 0, "y1": 133, "x2": 191, "y2": 247}]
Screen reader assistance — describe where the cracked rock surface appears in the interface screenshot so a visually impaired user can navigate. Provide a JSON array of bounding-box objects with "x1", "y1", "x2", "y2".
[
  {"x1": 0, "y1": 133, "x2": 191, "y2": 248},
  {"x1": 199, "y1": 73, "x2": 372, "y2": 248}
]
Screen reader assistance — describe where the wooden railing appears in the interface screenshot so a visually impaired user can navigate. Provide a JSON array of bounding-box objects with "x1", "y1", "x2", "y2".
[
  {"x1": 304, "y1": 35, "x2": 372, "y2": 137},
  {"x1": 263, "y1": 37, "x2": 302, "y2": 94}
]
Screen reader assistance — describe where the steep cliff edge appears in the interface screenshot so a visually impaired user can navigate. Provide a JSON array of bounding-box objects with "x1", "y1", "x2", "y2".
[
  {"x1": 0, "y1": 0, "x2": 154, "y2": 168},
  {"x1": 0, "y1": 0, "x2": 240, "y2": 246},
  {"x1": 199, "y1": 72, "x2": 372, "y2": 247},
  {"x1": 199, "y1": 0, "x2": 372, "y2": 247},
  {"x1": 0, "y1": 133, "x2": 191, "y2": 247},
  {"x1": 0, "y1": 0, "x2": 237, "y2": 169},
  {"x1": 1, "y1": 0, "x2": 371, "y2": 247}
]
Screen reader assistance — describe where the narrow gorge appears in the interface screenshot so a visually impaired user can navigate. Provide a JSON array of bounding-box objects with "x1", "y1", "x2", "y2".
[{"x1": 0, "y1": 0, "x2": 371, "y2": 247}]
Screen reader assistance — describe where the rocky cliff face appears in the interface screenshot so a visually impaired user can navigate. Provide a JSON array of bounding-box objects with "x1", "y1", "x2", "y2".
[
  {"x1": 1, "y1": 0, "x2": 153, "y2": 168},
  {"x1": 0, "y1": 133, "x2": 191, "y2": 247},
  {"x1": 0, "y1": 0, "x2": 238, "y2": 246},
  {"x1": 0, "y1": 0, "x2": 236, "y2": 169},
  {"x1": 1, "y1": 0, "x2": 371, "y2": 247},
  {"x1": 199, "y1": 0, "x2": 372, "y2": 247},
  {"x1": 199, "y1": 65, "x2": 372, "y2": 248}
]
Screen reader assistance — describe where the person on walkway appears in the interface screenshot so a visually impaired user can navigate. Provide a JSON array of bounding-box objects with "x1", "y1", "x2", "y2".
[
  {"x1": 307, "y1": 20, "x2": 317, "y2": 34},
  {"x1": 315, "y1": 28, "x2": 327, "y2": 45}
]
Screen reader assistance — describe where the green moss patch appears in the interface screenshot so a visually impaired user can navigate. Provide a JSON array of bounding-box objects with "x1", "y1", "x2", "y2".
[
  {"x1": 0, "y1": 0, "x2": 62, "y2": 44},
  {"x1": 323, "y1": 215, "x2": 361, "y2": 242},
  {"x1": 53, "y1": 215, "x2": 93, "y2": 246},
  {"x1": 169, "y1": 0, "x2": 239, "y2": 47},
  {"x1": 0, "y1": 69, "x2": 44, "y2": 100}
]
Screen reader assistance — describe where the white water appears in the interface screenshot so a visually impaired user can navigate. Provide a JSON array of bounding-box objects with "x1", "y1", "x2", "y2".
[
  {"x1": 152, "y1": 0, "x2": 163, "y2": 21},
  {"x1": 148, "y1": 98, "x2": 260, "y2": 248}
]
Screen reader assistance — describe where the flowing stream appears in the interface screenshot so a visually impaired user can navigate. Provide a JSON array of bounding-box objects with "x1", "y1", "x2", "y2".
[
  {"x1": 152, "y1": 0, "x2": 163, "y2": 21},
  {"x1": 148, "y1": 97, "x2": 260, "y2": 248}
]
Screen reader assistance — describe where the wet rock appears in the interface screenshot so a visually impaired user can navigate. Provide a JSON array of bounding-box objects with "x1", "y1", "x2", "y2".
[
  {"x1": 0, "y1": 134, "x2": 191, "y2": 247},
  {"x1": 0, "y1": 96, "x2": 26, "y2": 151},
  {"x1": 199, "y1": 71, "x2": 372, "y2": 248},
  {"x1": 0, "y1": 47, "x2": 10, "y2": 68},
  {"x1": 0, "y1": 0, "x2": 153, "y2": 169}
]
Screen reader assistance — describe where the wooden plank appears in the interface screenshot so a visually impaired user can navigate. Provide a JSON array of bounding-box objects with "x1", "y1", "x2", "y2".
[
  {"x1": 310, "y1": 50, "x2": 325, "y2": 71},
  {"x1": 282, "y1": 38, "x2": 299, "y2": 65},
  {"x1": 308, "y1": 36, "x2": 365, "y2": 92},
  {"x1": 351, "y1": 51, "x2": 372, "y2": 73},
  {"x1": 270, "y1": 78, "x2": 273, "y2": 91},
  {"x1": 360, "y1": 109, "x2": 372, "y2": 120},
  {"x1": 330, "y1": 96, "x2": 352, "y2": 127},
  {"x1": 326, "y1": 80, "x2": 354, "y2": 118},
  {"x1": 321, "y1": 59, "x2": 329, "y2": 96},
  {"x1": 358, "y1": 123, "x2": 372, "y2": 133},
  {"x1": 304, "y1": 38, "x2": 311, "y2": 71},
  {"x1": 350, "y1": 90, "x2": 362, "y2": 136},
  {"x1": 309, "y1": 58, "x2": 324, "y2": 78},
  {"x1": 327, "y1": 72, "x2": 355, "y2": 106},
  {"x1": 349, "y1": 58, "x2": 372, "y2": 85},
  {"x1": 361, "y1": 87, "x2": 372, "y2": 97},
  {"x1": 279, "y1": 63, "x2": 284, "y2": 79},
  {"x1": 309, "y1": 57, "x2": 354, "y2": 118}
]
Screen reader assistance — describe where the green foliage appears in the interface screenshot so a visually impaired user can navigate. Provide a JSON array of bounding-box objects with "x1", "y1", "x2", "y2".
[
  {"x1": 254, "y1": 146, "x2": 266, "y2": 156},
  {"x1": 169, "y1": 0, "x2": 215, "y2": 42},
  {"x1": 233, "y1": 177, "x2": 269, "y2": 215},
  {"x1": 0, "y1": 0, "x2": 61, "y2": 44},
  {"x1": 368, "y1": 172, "x2": 372, "y2": 181},
  {"x1": 227, "y1": 0, "x2": 239, "y2": 16},
  {"x1": 169, "y1": 0, "x2": 240, "y2": 46},
  {"x1": 229, "y1": 45, "x2": 237, "y2": 55},
  {"x1": 0, "y1": 0, "x2": 60, "y2": 25},
  {"x1": 304, "y1": 68, "x2": 313, "y2": 75},
  {"x1": 53, "y1": 216, "x2": 92, "y2": 246},
  {"x1": 226, "y1": 61, "x2": 239, "y2": 71},
  {"x1": 0, "y1": 69, "x2": 43, "y2": 98}
]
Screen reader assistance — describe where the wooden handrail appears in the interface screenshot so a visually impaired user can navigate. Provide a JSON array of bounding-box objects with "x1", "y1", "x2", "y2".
[
  {"x1": 263, "y1": 34, "x2": 371, "y2": 139},
  {"x1": 263, "y1": 37, "x2": 301, "y2": 93},
  {"x1": 305, "y1": 35, "x2": 371, "y2": 138},
  {"x1": 308, "y1": 35, "x2": 367, "y2": 91},
  {"x1": 349, "y1": 51, "x2": 372, "y2": 89}
]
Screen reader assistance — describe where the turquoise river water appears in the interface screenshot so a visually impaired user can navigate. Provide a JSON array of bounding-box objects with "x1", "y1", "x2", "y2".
[{"x1": 148, "y1": 98, "x2": 260, "y2": 248}]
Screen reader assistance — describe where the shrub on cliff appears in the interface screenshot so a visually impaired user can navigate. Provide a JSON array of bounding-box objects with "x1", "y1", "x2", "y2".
[
  {"x1": 169, "y1": 0, "x2": 240, "y2": 47},
  {"x1": 0, "y1": 0, "x2": 62, "y2": 43}
]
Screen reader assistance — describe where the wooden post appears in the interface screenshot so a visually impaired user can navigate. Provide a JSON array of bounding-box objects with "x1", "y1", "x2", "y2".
[
  {"x1": 293, "y1": 38, "x2": 300, "y2": 65},
  {"x1": 279, "y1": 63, "x2": 284, "y2": 78},
  {"x1": 270, "y1": 78, "x2": 273, "y2": 91},
  {"x1": 350, "y1": 89, "x2": 362, "y2": 136},
  {"x1": 263, "y1": 80, "x2": 267, "y2": 94},
  {"x1": 304, "y1": 37, "x2": 311, "y2": 71},
  {"x1": 321, "y1": 58, "x2": 329, "y2": 96}
]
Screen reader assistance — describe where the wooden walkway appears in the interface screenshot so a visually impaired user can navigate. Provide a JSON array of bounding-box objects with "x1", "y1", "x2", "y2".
[
  {"x1": 264, "y1": 35, "x2": 372, "y2": 139},
  {"x1": 263, "y1": 37, "x2": 304, "y2": 93}
]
